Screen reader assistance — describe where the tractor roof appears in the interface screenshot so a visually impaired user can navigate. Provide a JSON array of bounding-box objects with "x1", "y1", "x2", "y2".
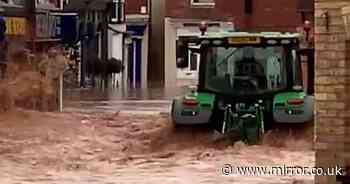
[{"x1": 199, "y1": 31, "x2": 300, "y2": 39}]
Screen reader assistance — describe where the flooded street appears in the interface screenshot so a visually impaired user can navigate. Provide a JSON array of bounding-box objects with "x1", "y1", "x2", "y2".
[
  {"x1": 63, "y1": 87, "x2": 187, "y2": 114},
  {"x1": 0, "y1": 85, "x2": 315, "y2": 183}
]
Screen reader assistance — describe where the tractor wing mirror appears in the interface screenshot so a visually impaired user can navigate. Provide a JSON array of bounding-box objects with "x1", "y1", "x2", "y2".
[{"x1": 176, "y1": 57, "x2": 188, "y2": 68}]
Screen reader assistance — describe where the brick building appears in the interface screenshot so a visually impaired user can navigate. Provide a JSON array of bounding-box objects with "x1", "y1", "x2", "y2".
[
  {"x1": 166, "y1": 0, "x2": 313, "y2": 32},
  {"x1": 314, "y1": 1, "x2": 350, "y2": 183},
  {"x1": 162, "y1": 0, "x2": 314, "y2": 87}
]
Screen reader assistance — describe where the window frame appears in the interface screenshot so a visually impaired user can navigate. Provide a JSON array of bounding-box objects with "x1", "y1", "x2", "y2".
[
  {"x1": 202, "y1": 45, "x2": 291, "y2": 95},
  {"x1": 190, "y1": 0, "x2": 215, "y2": 7}
]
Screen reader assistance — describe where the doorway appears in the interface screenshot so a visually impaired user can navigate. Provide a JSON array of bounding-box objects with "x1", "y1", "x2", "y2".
[{"x1": 128, "y1": 38, "x2": 142, "y2": 88}]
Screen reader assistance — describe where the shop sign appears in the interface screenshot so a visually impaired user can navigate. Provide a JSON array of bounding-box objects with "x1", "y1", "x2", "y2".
[{"x1": 4, "y1": 17, "x2": 27, "y2": 36}]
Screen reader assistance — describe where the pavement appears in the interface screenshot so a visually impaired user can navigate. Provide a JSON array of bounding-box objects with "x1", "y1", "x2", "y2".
[
  {"x1": 64, "y1": 100, "x2": 172, "y2": 115},
  {"x1": 63, "y1": 87, "x2": 187, "y2": 115}
]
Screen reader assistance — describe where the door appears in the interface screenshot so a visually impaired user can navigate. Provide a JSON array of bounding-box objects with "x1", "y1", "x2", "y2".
[
  {"x1": 177, "y1": 45, "x2": 200, "y2": 80},
  {"x1": 128, "y1": 38, "x2": 142, "y2": 88}
]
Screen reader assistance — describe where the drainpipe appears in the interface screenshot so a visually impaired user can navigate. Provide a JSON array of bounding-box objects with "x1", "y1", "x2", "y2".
[
  {"x1": 29, "y1": 0, "x2": 36, "y2": 52},
  {"x1": 80, "y1": 8, "x2": 88, "y2": 87}
]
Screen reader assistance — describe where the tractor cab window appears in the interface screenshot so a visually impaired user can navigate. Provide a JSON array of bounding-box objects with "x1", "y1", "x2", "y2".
[
  {"x1": 204, "y1": 46, "x2": 289, "y2": 95},
  {"x1": 292, "y1": 49, "x2": 303, "y2": 87}
]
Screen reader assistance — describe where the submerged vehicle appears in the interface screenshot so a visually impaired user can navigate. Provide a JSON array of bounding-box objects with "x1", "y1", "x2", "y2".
[{"x1": 171, "y1": 31, "x2": 314, "y2": 144}]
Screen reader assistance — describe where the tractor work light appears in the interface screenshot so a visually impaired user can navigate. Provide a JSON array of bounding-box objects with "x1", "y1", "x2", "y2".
[
  {"x1": 267, "y1": 39, "x2": 278, "y2": 45},
  {"x1": 201, "y1": 40, "x2": 210, "y2": 45},
  {"x1": 281, "y1": 39, "x2": 291, "y2": 44},
  {"x1": 212, "y1": 40, "x2": 223, "y2": 45}
]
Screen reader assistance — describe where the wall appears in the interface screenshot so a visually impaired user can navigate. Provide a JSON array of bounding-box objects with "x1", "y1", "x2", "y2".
[
  {"x1": 164, "y1": 18, "x2": 177, "y2": 88},
  {"x1": 314, "y1": 0, "x2": 350, "y2": 183},
  {"x1": 126, "y1": 0, "x2": 148, "y2": 14},
  {"x1": 166, "y1": 0, "x2": 246, "y2": 29},
  {"x1": 250, "y1": 0, "x2": 302, "y2": 31},
  {"x1": 166, "y1": 0, "x2": 306, "y2": 31},
  {"x1": 149, "y1": 0, "x2": 165, "y2": 87},
  {"x1": 108, "y1": 24, "x2": 126, "y2": 88}
]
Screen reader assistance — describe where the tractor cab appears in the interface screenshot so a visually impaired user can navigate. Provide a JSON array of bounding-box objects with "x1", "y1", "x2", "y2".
[{"x1": 172, "y1": 32, "x2": 314, "y2": 144}]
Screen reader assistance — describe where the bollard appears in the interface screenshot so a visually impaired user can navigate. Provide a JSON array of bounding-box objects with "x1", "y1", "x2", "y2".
[{"x1": 59, "y1": 73, "x2": 63, "y2": 112}]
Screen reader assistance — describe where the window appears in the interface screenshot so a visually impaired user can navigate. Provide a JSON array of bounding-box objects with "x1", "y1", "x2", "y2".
[
  {"x1": 110, "y1": 0, "x2": 125, "y2": 24},
  {"x1": 191, "y1": 0, "x2": 215, "y2": 7},
  {"x1": 292, "y1": 50, "x2": 303, "y2": 86},
  {"x1": 245, "y1": 0, "x2": 253, "y2": 14},
  {"x1": 190, "y1": 52, "x2": 198, "y2": 71},
  {"x1": 204, "y1": 46, "x2": 288, "y2": 95}
]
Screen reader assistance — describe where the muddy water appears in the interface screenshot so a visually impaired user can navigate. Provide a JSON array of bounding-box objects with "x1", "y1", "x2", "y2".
[
  {"x1": 63, "y1": 87, "x2": 187, "y2": 113},
  {"x1": 0, "y1": 110, "x2": 314, "y2": 184},
  {"x1": 64, "y1": 87, "x2": 188, "y2": 101}
]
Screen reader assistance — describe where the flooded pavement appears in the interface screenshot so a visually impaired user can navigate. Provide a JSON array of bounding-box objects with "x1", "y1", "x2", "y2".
[
  {"x1": 63, "y1": 87, "x2": 187, "y2": 114},
  {"x1": 0, "y1": 110, "x2": 315, "y2": 184}
]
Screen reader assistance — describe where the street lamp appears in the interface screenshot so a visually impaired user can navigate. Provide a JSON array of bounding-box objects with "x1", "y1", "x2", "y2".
[{"x1": 110, "y1": 0, "x2": 125, "y2": 24}]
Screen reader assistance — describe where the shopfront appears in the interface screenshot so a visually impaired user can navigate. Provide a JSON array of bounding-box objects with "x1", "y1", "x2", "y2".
[{"x1": 32, "y1": 0, "x2": 62, "y2": 52}]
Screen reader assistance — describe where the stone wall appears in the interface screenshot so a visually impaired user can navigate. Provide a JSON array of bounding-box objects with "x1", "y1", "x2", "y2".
[{"x1": 314, "y1": 0, "x2": 350, "y2": 183}]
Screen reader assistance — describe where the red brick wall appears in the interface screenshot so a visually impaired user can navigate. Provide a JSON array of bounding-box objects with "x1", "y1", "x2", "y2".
[
  {"x1": 250, "y1": 0, "x2": 302, "y2": 31},
  {"x1": 166, "y1": 0, "x2": 307, "y2": 32},
  {"x1": 166, "y1": 0, "x2": 247, "y2": 29},
  {"x1": 126, "y1": 0, "x2": 148, "y2": 14}
]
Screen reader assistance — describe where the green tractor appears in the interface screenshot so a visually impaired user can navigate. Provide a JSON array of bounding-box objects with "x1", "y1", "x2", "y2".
[{"x1": 171, "y1": 32, "x2": 314, "y2": 145}]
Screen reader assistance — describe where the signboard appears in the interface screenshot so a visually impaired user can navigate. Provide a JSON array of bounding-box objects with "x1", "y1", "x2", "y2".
[
  {"x1": 35, "y1": 13, "x2": 61, "y2": 38},
  {"x1": 4, "y1": 17, "x2": 27, "y2": 36},
  {"x1": 229, "y1": 37, "x2": 261, "y2": 44},
  {"x1": 35, "y1": 0, "x2": 60, "y2": 10}
]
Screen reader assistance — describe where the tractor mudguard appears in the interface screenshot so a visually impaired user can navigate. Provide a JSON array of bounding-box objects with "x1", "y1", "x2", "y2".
[
  {"x1": 171, "y1": 92, "x2": 215, "y2": 125},
  {"x1": 273, "y1": 92, "x2": 314, "y2": 123}
]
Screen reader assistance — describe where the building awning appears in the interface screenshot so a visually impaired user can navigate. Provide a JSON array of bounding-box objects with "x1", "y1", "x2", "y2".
[
  {"x1": 64, "y1": 0, "x2": 111, "y2": 11},
  {"x1": 297, "y1": 0, "x2": 314, "y2": 12},
  {"x1": 127, "y1": 25, "x2": 147, "y2": 36}
]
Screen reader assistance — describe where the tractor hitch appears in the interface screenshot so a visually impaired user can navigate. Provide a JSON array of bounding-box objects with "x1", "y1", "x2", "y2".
[{"x1": 214, "y1": 100, "x2": 265, "y2": 145}]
